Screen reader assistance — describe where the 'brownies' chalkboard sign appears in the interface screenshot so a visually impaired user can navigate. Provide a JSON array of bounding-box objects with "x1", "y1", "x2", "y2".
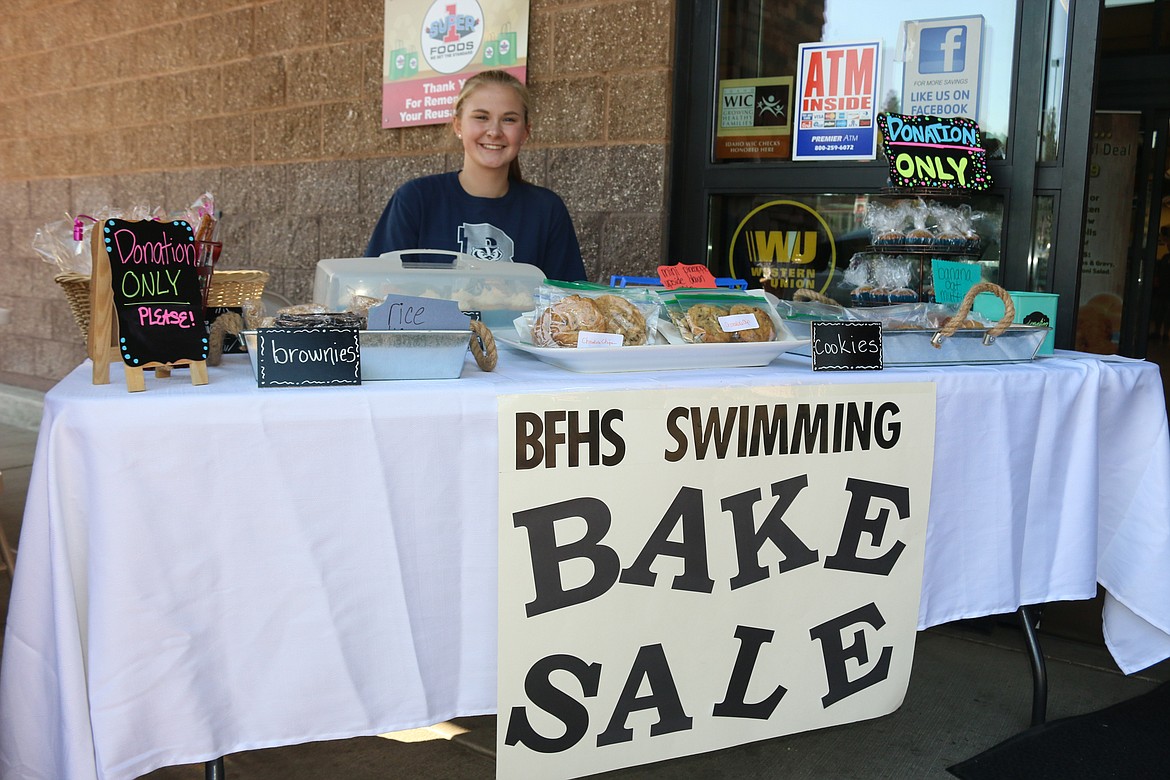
[
  {"x1": 254, "y1": 327, "x2": 361, "y2": 387},
  {"x1": 99, "y1": 218, "x2": 209, "y2": 367}
]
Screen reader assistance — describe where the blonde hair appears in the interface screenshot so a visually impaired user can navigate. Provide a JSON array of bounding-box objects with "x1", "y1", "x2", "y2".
[{"x1": 453, "y1": 70, "x2": 530, "y2": 182}]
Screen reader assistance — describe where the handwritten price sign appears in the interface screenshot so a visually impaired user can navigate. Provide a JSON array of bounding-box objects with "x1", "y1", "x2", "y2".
[{"x1": 657, "y1": 263, "x2": 717, "y2": 289}]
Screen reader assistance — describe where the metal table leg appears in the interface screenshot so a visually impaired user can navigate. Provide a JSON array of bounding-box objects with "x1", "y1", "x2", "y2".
[
  {"x1": 1017, "y1": 604, "x2": 1048, "y2": 726},
  {"x1": 205, "y1": 757, "x2": 225, "y2": 779}
]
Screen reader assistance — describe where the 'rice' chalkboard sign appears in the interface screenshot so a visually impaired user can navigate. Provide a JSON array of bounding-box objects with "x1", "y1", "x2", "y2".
[{"x1": 88, "y1": 218, "x2": 210, "y2": 390}]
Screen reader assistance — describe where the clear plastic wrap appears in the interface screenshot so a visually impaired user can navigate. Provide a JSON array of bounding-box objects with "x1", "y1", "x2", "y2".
[
  {"x1": 31, "y1": 192, "x2": 217, "y2": 276},
  {"x1": 656, "y1": 289, "x2": 788, "y2": 344},
  {"x1": 530, "y1": 281, "x2": 659, "y2": 348},
  {"x1": 272, "y1": 311, "x2": 363, "y2": 329},
  {"x1": 775, "y1": 299, "x2": 992, "y2": 330},
  {"x1": 866, "y1": 200, "x2": 909, "y2": 245},
  {"x1": 842, "y1": 253, "x2": 920, "y2": 306},
  {"x1": 864, "y1": 197, "x2": 987, "y2": 254}
]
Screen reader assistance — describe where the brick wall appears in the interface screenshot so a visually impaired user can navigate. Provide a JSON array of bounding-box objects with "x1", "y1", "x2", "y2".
[{"x1": 0, "y1": 0, "x2": 674, "y2": 387}]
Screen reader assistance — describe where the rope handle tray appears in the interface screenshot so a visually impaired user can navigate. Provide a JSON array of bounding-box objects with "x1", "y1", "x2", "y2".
[{"x1": 789, "y1": 284, "x2": 1046, "y2": 365}]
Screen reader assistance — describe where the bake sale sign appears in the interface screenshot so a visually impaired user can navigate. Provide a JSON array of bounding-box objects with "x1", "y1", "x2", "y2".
[
  {"x1": 793, "y1": 41, "x2": 882, "y2": 161},
  {"x1": 497, "y1": 383, "x2": 936, "y2": 778}
]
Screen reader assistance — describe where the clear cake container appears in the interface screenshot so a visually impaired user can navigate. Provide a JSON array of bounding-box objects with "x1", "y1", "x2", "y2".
[{"x1": 313, "y1": 250, "x2": 545, "y2": 333}]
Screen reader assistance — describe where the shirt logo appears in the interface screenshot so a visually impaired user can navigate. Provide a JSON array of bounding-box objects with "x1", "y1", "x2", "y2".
[{"x1": 459, "y1": 222, "x2": 515, "y2": 262}]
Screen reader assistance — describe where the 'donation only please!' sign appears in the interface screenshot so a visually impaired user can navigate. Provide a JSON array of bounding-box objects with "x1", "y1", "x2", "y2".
[
  {"x1": 497, "y1": 383, "x2": 937, "y2": 779},
  {"x1": 100, "y1": 218, "x2": 208, "y2": 368}
]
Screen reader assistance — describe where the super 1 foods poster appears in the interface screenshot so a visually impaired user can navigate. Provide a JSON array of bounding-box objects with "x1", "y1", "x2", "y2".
[{"x1": 382, "y1": 0, "x2": 530, "y2": 129}]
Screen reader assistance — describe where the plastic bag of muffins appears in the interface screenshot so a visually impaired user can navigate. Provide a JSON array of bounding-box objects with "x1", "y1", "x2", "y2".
[
  {"x1": 865, "y1": 198, "x2": 986, "y2": 253},
  {"x1": 841, "y1": 253, "x2": 922, "y2": 306},
  {"x1": 776, "y1": 299, "x2": 992, "y2": 331},
  {"x1": 530, "y1": 281, "x2": 660, "y2": 348},
  {"x1": 657, "y1": 290, "x2": 789, "y2": 344}
]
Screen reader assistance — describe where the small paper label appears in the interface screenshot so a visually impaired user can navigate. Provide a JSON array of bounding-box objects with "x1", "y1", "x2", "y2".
[
  {"x1": 367, "y1": 294, "x2": 471, "y2": 331},
  {"x1": 577, "y1": 331, "x2": 624, "y2": 348},
  {"x1": 717, "y1": 312, "x2": 759, "y2": 333},
  {"x1": 931, "y1": 259, "x2": 983, "y2": 305},
  {"x1": 658, "y1": 263, "x2": 718, "y2": 289}
]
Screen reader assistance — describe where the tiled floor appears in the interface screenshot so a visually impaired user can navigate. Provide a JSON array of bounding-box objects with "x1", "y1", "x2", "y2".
[{"x1": 1, "y1": 416, "x2": 1168, "y2": 779}]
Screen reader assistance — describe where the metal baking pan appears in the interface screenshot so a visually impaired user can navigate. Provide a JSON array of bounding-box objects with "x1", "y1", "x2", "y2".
[
  {"x1": 241, "y1": 329, "x2": 470, "y2": 380},
  {"x1": 880, "y1": 326, "x2": 1048, "y2": 365},
  {"x1": 783, "y1": 320, "x2": 1048, "y2": 365}
]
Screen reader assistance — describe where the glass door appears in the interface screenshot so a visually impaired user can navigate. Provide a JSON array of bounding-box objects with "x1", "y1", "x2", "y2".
[{"x1": 668, "y1": 0, "x2": 1102, "y2": 348}]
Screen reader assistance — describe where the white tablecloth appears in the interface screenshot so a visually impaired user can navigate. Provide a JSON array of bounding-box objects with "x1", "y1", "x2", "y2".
[{"x1": 2, "y1": 348, "x2": 1169, "y2": 780}]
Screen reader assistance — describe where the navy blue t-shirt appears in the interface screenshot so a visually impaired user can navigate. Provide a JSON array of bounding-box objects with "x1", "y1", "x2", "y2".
[{"x1": 365, "y1": 172, "x2": 587, "y2": 282}]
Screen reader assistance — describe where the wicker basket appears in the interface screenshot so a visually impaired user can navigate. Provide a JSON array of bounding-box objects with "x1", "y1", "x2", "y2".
[
  {"x1": 204, "y1": 270, "x2": 270, "y2": 309},
  {"x1": 55, "y1": 270, "x2": 270, "y2": 342},
  {"x1": 55, "y1": 273, "x2": 93, "y2": 340}
]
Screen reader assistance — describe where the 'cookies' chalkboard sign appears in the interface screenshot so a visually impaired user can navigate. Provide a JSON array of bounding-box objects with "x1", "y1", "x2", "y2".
[
  {"x1": 811, "y1": 321, "x2": 884, "y2": 371},
  {"x1": 99, "y1": 218, "x2": 209, "y2": 367}
]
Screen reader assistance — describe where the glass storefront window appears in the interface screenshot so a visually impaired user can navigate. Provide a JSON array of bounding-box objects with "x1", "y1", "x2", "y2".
[
  {"x1": 715, "y1": 0, "x2": 1018, "y2": 163},
  {"x1": 1040, "y1": 3, "x2": 1069, "y2": 161},
  {"x1": 1075, "y1": 112, "x2": 1142, "y2": 354},
  {"x1": 708, "y1": 192, "x2": 1003, "y2": 303},
  {"x1": 1029, "y1": 195, "x2": 1055, "y2": 289}
]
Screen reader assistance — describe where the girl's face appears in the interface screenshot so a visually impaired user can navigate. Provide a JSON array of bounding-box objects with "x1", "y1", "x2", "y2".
[{"x1": 453, "y1": 83, "x2": 530, "y2": 174}]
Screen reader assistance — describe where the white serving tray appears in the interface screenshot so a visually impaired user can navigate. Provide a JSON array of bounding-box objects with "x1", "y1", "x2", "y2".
[{"x1": 497, "y1": 336, "x2": 809, "y2": 373}]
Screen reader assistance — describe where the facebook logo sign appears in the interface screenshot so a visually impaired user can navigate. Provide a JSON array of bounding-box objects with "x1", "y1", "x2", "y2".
[{"x1": 919, "y1": 26, "x2": 967, "y2": 74}]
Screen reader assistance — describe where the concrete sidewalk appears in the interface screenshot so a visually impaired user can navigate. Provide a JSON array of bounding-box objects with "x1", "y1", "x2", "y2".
[
  {"x1": 2, "y1": 415, "x2": 1168, "y2": 779},
  {"x1": 142, "y1": 624, "x2": 1170, "y2": 779}
]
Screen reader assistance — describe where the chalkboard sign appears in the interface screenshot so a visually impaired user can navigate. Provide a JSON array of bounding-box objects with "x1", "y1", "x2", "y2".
[
  {"x1": 877, "y1": 113, "x2": 992, "y2": 191},
  {"x1": 255, "y1": 327, "x2": 361, "y2": 387},
  {"x1": 811, "y1": 321, "x2": 884, "y2": 371},
  {"x1": 98, "y1": 218, "x2": 209, "y2": 367}
]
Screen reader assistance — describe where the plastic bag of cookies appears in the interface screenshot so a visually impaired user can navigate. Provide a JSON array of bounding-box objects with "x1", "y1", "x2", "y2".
[
  {"x1": 531, "y1": 281, "x2": 659, "y2": 348},
  {"x1": 658, "y1": 290, "x2": 788, "y2": 344}
]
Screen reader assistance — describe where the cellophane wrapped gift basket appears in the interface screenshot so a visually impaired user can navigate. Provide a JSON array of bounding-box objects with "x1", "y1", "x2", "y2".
[{"x1": 32, "y1": 193, "x2": 269, "y2": 363}]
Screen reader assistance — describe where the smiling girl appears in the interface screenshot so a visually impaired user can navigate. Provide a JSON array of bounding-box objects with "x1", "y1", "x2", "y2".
[{"x1": 366, "y1": 70, "x2": 587, "y2": 282}]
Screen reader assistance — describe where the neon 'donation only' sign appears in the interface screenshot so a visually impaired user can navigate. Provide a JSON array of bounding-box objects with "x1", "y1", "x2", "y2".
[{"x1": 877, "y1": 112, "x2": 992, "y2": 191}]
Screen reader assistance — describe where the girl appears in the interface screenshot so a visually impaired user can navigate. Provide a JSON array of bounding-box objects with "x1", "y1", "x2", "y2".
[{"x1": 366, "y1": 70, "x2": 587, "y2": 282}]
